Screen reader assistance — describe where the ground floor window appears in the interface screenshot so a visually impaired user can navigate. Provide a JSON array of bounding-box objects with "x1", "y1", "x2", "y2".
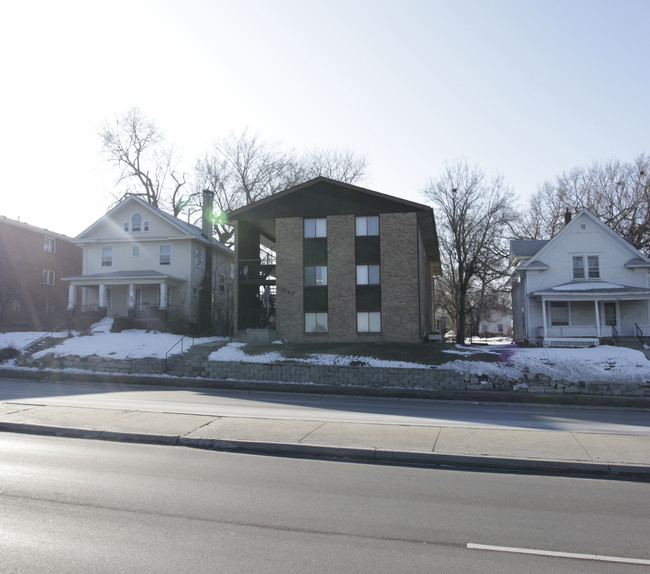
[
  {"x1": 357, "y1": 311, "x2": 381, "y2": 332},
  {"x1": 305, "y1": 312, "x2": 328, "y2": 333},
  {"x1": 550, "y1": 302, "x2": 569, "y2": 326}
]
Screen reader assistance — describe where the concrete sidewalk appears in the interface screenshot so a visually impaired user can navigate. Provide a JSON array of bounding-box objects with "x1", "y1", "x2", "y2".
[{"x1": 1, "y1": 401, "x2": 649, "y2": 479}]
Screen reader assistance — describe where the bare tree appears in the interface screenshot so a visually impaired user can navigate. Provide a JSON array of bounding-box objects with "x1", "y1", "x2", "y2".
[
  {"x1": 100, "y1": 108, "x2": 186, "y2": 212},
  {"x1": 515, "y1": 154, "x2": 650, "y2": 253},
  {"x1": 193, "y1": 130, "x2": 368, "y2": 244},
  {"x1": 423, "y1": 160, "x2": 516, "y2": 345}
]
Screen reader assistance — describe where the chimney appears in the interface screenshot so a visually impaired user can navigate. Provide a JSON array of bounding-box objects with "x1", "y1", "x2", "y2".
[
  {"x1": 564, "y1": 208, "x2": 572, "y2": 225},
  {"x1": 202, "y1": 189, "x2": 214, "y2": 238}
]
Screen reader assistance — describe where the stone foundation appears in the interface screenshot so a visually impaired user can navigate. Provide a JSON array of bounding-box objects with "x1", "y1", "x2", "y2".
[{"x1": 21, "y1": 354, "x2": 650, "y2": 397}]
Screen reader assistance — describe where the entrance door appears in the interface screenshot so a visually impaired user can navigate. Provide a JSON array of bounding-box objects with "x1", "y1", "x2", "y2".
[{"x1": 603, "y1": 302, "x2": 617, "y2": 334}]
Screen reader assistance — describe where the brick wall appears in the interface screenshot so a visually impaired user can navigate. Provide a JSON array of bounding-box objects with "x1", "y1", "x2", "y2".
[
  {"x1": 381, "y1": 212, "x2": 421, "y2": 342},
  {"x1": 275, "y1": 217, "x2": 304, "y2": 342},
  {"x1": 328, "y1": 215, "x2": 357, "y2": 340}
]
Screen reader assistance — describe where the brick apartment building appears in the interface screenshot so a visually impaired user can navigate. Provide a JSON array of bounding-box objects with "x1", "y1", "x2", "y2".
[
  {"x1": 0, "y1": 216, "x2": 82, "y2": 331},
  {"x1": 229, "y1": 177, "x2": 441, "y2": 343}
]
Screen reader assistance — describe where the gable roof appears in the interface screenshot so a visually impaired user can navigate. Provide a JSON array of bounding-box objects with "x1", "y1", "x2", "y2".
[
  {"x1": 229, "y1": 177, "x2": 434, "y2": 220},
  {"x1": 517, "y1": 208, "x2": 650, "y2": 271},
  {"x1": 510, "y1": 239, "x2": 549, "y2": 260},
  {"x1": 228, "y1": 177, "x2": 440, "y2": 267},
  {"x1": 75, "y1": 195, "x2": 232, "y2": 256}
]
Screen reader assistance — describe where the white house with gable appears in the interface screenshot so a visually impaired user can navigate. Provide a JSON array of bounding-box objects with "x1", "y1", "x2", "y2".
[
  {"x1": 64, "y1": 192, "x2": 234, "y2": 334},
  {"x1": 510, "y1": 208, "x2": 650, "y2": 347}
]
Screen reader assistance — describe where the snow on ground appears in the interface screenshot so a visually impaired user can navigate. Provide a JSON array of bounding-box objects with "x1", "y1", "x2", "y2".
[{"x1": 1, "y1": 320, "x2": 650, "y2": 382}]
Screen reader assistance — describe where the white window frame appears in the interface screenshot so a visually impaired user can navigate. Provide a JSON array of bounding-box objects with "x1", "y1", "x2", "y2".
[
  {"x1": 159, "y1": 245, "x2": 171, "y2": 266},
  {"x1": 355, "y1": 215, "x2": 379, "y2": 236},
  {"x1": 357, "y1": 311, "x2": 381, "y2": 332},
  {"x1": 356, "y1": 264, "x2": 380, "y2": 285},
  {"x1": 101, "y1": 247, "x2": 113, "y2": 267},
  {"x1": 43, "y1": 237, "x2": 56, "y2": 253},
  {"x1": 194, "y1": 246, "x2": 203, "y2": 268},
  {"x1": 42, "y1": 269, "x2": 55, "y2": 285},
  {"x1": 305, "y1": 312, "x2": 328, "y2": 333},
  {"x1": 571, "y1": 254, "x2": 600, "y2": 280},
  {"x1": 304, "y1": 218, "x2": 327, "y2": 238},
  {"x1": 130, "y1": 213, "x2": 142, "y2": 232}
]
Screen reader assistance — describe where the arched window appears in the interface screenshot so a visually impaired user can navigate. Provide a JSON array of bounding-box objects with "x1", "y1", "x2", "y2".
[{"x1": 131, "y1": 213, "x2": 142, "y2": 232}]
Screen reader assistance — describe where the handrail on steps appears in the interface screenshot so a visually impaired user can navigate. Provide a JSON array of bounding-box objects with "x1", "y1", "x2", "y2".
[
  {"x1": 635, "y1": 322, "x2": 646, "y2": 347},
  {"x1": 164, "y1": 326, "x2": 217, "y2": 367},
  {"x1": 19, "y1": 321, "x2": 69, "y2": 353}
]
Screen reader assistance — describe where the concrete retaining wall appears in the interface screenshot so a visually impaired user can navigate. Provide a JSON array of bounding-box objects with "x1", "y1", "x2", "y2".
[{"x1": 25, "y1": 354, "x2": 650, "y2": 397}]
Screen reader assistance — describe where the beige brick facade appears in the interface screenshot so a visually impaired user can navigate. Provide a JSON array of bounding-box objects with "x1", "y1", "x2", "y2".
[{"x1": 275, "y1": 217, "x2": 304, "y2": 341}]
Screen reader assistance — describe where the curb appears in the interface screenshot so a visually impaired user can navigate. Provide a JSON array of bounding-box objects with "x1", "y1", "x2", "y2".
[{"x1": 2, "y1": 421, "x2": 648, "y2": 481}]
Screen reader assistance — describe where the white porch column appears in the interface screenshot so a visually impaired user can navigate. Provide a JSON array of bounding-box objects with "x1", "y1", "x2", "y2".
[
  {"x1": 67, "y1": 284, "x2": 76, "y2": 310},
  {"x1": 127, "y1": 283, "x2": 135, "y2": 309},
  {"x1": 541, "y1": 297, "x2": 548, "y2": 338},
  {"x1": 594, "y1": 300, "x2": 601, "y2": 338},
  {"x1": 159, "y1": 282, "x2": 168, "y2": 310},
  {"x1": 99, "y1": 284, "x2": 106, "y2": 308}
]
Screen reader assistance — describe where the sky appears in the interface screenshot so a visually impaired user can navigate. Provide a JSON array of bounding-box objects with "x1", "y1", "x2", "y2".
[{"x1": 2, "y1": 0, "x2": 649, "y2": 238}]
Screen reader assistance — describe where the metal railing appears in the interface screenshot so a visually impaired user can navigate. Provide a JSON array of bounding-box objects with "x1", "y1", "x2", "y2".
[
  {"x1": 635, "y1": 323, "x2": 646, "y2": 347},
  {"x1": 164, "y1": 325, "x2": 218, "y2": 367},
  {"x1": 19, "y1": 321, "x2": 69, "y2": 353}
]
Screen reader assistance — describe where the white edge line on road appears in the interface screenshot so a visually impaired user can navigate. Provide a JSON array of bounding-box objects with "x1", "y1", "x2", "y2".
[{"x1": 467, "y1": 543, "x2": 650, "y2": 566}]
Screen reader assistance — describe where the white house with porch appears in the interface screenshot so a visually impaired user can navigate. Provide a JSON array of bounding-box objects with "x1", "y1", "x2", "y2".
[
  {"x1": 510, "y1": 209, "x2": 650, "y2": 347},
  {"x1": 63, "y1": 193, "x2": 234, "y2": 334}
]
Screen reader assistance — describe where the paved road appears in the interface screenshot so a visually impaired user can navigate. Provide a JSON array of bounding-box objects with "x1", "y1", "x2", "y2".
[
  {"x1": 0, "y1": 433, "x2": 648, "y2": 573},
  {"x1": 0, "y1": 377, "x2": 649, "y2": 434}
]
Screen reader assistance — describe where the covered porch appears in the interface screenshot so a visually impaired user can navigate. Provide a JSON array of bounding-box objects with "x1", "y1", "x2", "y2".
[
  {"x1": 64, "y1": 271, "x2": 185, "y2": 331},
  {"x1": 532, "y1": 282, "x2": 650, "y2": 347}
]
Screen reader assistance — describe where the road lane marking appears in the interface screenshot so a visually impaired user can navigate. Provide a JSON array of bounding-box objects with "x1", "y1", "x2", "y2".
[{"x1": 467, "y1": 543, "x2": 650, "y2": 566}]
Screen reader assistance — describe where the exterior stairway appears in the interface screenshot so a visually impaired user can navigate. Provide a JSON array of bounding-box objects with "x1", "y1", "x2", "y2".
[
  {"x1": 615, "y1": 336, "x2": 650, "y2": 360},
  {"x1": 164, "y1": 341, "x2": 228, "y2": 376}
]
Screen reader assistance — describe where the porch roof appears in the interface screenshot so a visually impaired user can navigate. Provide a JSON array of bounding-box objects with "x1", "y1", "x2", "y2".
[
  {"x1": 531, "y1": 281, "x2": 650, "y2": 299},
  {"x1": 62, "y1": 270, "x2": 185, "y2": 286}
]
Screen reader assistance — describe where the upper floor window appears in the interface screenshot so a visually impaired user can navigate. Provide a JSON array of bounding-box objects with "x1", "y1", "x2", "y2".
[
  {"x1": 219, "y1": 274, "x2": 226, "y2": 292},
  {"x1": 356, "y1": 216, "x2": 379, "y2": 236},
  {"x1": 356, "y1": 264, "x2": 380, "y2": 285},
  {"x1": 194, "y1": 246, "x2": 203, "y2": 268},
  {"x1": 44, "y1": 237, "x2": 56, "y2": 253},
  {"x1": 159, "y1": 245, "x2": 171, "y2": 266},
  {"x1": 42, "y1": 269, "x2": 55, "y2": 285},
  {"x1": 101, "y1": 247, "x2": 113, "y2": 267},
  {"x1": 305, "y1": 265, "x2": 328, "y2": 286},
  {"x1": 572, "y1": 255, "x2": 600, "y2": 280},
  {"x1": 304, "y1": 218, "x2": 327, "y2": 238},
  {"x1": 124, "y1": 213, "x2": 150, "y2": 232}
]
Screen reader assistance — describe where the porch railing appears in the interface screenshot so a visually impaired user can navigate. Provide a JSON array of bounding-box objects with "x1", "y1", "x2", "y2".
[{"x1": 540, "y1": 325, "x2": 614, "y2": 338}]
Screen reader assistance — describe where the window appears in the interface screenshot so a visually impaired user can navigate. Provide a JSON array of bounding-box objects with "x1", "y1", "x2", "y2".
[
  {"x1": 356, "y1": 264, "x2": 380, "y2": 285},
  {"x1": 305, "y1": 265, "x2": 328, "y2": 286},
  {"x1": 357, "y1": 311, "x2": 381, "y2": 332},
  {"x1": 131, "y1": 213, "x2": 142, "y2": 232},
  {"x1": 572, "y1": 255, "x2": 600, "y2": 280},
  {"x1": 587, "y1": 255, "x2": 600, "y2": 279},
  {"x1": 45, "y1": 302, "x2": 54, "y2": 314},
  {"x1": 132, "y1": 246, "x2": 140, "y2": 257},
  {"x1": 194, "y1": 246, "x2": 203, "y2": 267},
  {"x1": 42, "y1": 269, "x2": 55, "y2": 285},
  {"x1": 125, "y1": 213, "x2": 149, "y2": 232},
  {"x1": 304, "y1": 218, "x2": 327, "y2": 238},
  {"x1": 159, "y1": 245, "x2": 171, "y2": 265},
  {"x1": 44, "y1": 237, "x2": 56, "y2": 253},
  {"x1": 550, "y1": 302, "x2": 569, "y2": 326},
  {"x1": 305, "y1": 312, "x2": 328, "y2": 332},
  {"x1": 101, "y1": 247, "x2": 113, "y2": 267},
  {"x1": 356, "y1": 216, "x2": 379, "y2": 236},
  {"x1": 219, "y1": 274, "x2": 226, "y2": 292}
]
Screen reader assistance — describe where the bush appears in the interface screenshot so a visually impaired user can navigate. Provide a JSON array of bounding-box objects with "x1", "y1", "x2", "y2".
[{"x1": 0, "y1": 346, "x2": 20, "y2": 363}]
